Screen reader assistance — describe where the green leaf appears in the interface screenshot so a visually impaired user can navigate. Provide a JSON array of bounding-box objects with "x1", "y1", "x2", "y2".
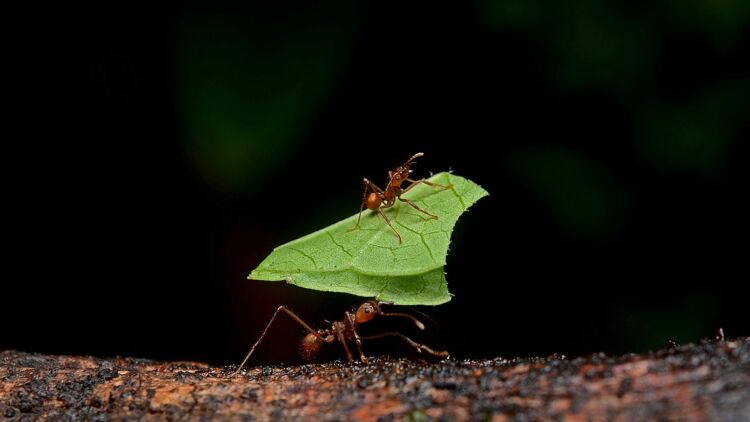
[{"x1": 249, "y1": 172, "x2": 488, "y2": 305}]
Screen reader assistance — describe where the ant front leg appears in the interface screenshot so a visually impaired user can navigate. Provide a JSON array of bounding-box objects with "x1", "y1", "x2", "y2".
[
  {"x1": 361, "y1": 332, "x2": 449, "y2": 358},
  {"x1": 404, "y1": 178, "x2": 453, "y2": 192},
  {"x1": 333, "y1": 322, "x2": 355, "y2": 362},
  {"x1": 397, "y1": 177, "x2": 453, "y2": 220},
  {"x1": 348, "y1": 178, "x2": 385, "y2": 232},
  {"x1": 345, "y1": 311, "x2": 368, "y2": 363},
  {"x1": 398, "y1": 197, "x2": 438, "y2": 220},
  {"x1": 232, "y1": 306, "x2": 328, "y2": 376}
]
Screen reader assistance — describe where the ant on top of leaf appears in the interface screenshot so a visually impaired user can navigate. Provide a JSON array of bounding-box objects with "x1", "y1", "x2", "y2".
[{"x1": 348, "y1": 152, "x2": 452, "y2": 243}]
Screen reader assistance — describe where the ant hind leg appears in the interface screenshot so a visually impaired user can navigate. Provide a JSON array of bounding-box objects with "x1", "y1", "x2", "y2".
[
  {"x1": 232, "y1": 306, "x2": 327, "y2": 376},
  {"x1": 376, "y1": 208, "x2": 402, "y2": 243},
  {"x1": 348, "y1": 178, "x2": 385, "y2": 232},
  {"x1": 361, "y1": 332, "x2": 449, "y2": 358}
]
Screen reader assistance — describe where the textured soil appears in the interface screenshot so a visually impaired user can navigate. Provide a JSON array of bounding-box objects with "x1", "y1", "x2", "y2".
[{"x1": 1, "y1": 337, "x2": 749, "y2": 421}]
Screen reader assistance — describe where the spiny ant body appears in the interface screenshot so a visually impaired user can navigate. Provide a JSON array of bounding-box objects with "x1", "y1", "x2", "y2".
[
  {"x1": 232, "y1": 301, "x2": 447, "y2": 375},
  {"x1": 349, "y1": 152, "x2": 452, "y2": 243}
]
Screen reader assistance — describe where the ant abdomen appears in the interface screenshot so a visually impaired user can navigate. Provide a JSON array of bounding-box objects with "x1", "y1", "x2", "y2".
[
  {"x1": 366, "y1": 193, "x2": 382, "y2": 210},
  {"x1": 299, "y1": 332, "x2": 324, "y2": 361}
]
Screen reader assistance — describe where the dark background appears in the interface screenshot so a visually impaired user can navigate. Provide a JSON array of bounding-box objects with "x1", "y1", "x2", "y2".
[{"x1": 5, "y1": 1, "x2": 749, "y2": 366}]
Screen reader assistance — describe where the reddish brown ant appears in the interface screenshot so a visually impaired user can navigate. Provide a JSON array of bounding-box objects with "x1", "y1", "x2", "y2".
[
  {"x1": 348, "y1": 152, "x2": 452, "y2": 243},
  {"x1": 232, "y1": 301, "x2": 448, "y2": 375}
]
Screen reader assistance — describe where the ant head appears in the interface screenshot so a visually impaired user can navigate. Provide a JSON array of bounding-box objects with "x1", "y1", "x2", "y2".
[
  {"x1": 389, "y1": 153, "x2": 423, "y2": 183},
  {"x1": 357, "y1": 301, "x2": 426, "y2": 330},
  {"x1": 355, "y1": 301, "x2": 382, "y2": 324},
  {"x1": 390, "y1": 167, "x2": 410, "y2": 183}
]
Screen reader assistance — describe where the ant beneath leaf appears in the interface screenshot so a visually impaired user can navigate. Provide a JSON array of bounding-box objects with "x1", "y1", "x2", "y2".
[
  {"x1": 232, "y1": 300, "x2": 447, "y2": 375},
  {"x1": 348, "y1": 152, "x2": 452, "y2": 243}
]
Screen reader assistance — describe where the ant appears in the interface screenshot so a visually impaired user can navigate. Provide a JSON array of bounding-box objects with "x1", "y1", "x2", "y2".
[
  {"x1": 348, "y1": 152, "x2": 452, "y2": 243},
  {"x1": 232, "y1": 301, "x2": 447, "y2": 375}
]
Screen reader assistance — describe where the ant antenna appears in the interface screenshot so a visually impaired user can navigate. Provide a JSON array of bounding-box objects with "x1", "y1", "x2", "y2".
[
  {"x1": 361, "y1": 332, "x2": 448, "y2": 357},
  {"x1": 403, "y1": 152, "x2": 424, "y2": 166},
  {"x1": 379, "y1": 311, "x2": 426, "y2": 330},
  {"x1": 372, "y1": 301, "x2": 425, "y2": 330},
  {"x1": 403, "y1": 306, "x2": 439, "y2": 329}
]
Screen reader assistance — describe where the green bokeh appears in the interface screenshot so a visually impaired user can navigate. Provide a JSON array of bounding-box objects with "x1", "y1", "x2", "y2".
[
  {"x1": 636, "y1": 80, "x2": 749, "y2": 176},
  {"x1": 484, "y1": 0, "x2": 749, "y2": 177},
  {"x1": 614, "y1": 291, "x2": 721, "y2": 352},
  {"x1": 174, "y1": 2, "x2": 359, "y2": 193},
  {"x1": 671, "y1": 0, "x2": 750, "y2": 46},
  {"x1": 510, "y1": 148, "x2": 629, "y2": 241},
  {"x1": 481, "y1": 0, "x2": 652, "y2": 93}
]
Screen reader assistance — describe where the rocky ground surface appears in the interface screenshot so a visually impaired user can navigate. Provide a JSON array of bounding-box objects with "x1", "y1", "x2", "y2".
[{"x1": 1, "y1": 337, "x2": 749, "y2": 421}]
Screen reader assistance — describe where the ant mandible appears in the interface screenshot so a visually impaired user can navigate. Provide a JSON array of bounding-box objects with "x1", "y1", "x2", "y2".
[
  {"x1": 232, "y1": 301, "x2": 447, "y2": 375},
  {"x1": 348, "y1": 152, "x2": 452, "y2": 243}
]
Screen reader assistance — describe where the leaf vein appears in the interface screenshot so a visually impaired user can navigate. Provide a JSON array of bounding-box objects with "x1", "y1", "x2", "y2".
[
  {"x1": 396, "y1": 221, "x2": 436, "y2": 264},
  {"x1": 445, "y1": 173, "x2": 466, "y2": 210},
  {"x1": 289, "y1": 247, "x2": 318, "y2": 269},
  {"x1": 326, "y1": 231, "x2": 354, "y2": 258}
]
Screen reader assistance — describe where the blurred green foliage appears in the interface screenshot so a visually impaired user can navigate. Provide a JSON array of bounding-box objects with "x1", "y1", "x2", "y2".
[
  {"x1": 482, "y1": 0, "x2": 748, "y2": 238},
  {"x1": 175, "y1": 2, "x2": 359, "y2": 193},
  {"x1": 615, "y1": 291, "x2": 721, "y2": 351},
  {"x1": 483, "y1": 0, "x2": 652, "y2": 92},
  {"x1": 672, "y1": 0, "x2": 750, "y2": 45},
  {"x1": 510, "y1": 148, "x2": 628, "y2": 241},
  {"x1": 636, "y1": 80, "x2": 749, "y2": 175}
]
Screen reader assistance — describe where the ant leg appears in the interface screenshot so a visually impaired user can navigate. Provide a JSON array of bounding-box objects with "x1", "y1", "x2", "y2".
[
  {"x1": 402, "y1": 178, "x2": 453, "y2": 194},
  {"x1": 345, "y1": 311, "x2": 368, "y2": 363},
  {"x1": 361, "y1": 332, "x2": 449, "y2": 358},
  {"x1": 335, "y1": 327, "x2": 354, "y2": 362},
  {"x1": 367, "y1": 178, "x2": 386, "y2": 194},
  {"x1": 398, "y1": 178, "x2": 452, "y2": 220},
  {"x1": 348, "y1": 178, "x2": 370, "y2": 232},
  {"x1": 376, "y1": 208, "x2": 402, "y2": 243},
  {"x1": 348, "y1": 178, "x2": 385, "y2": 232},
  {"x1": 232, "y1": 306, "x2": 327, "y2": 376},
  {"x1": 399, "y1": 197, "x2": 438, "y2": 220}
]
